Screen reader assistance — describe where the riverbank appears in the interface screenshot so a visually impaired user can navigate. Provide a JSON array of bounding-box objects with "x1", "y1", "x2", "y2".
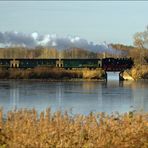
[
  {"x1": 0, "y1": 67, "x2": 105, "y2": 80},
  {"x1": 0, "y1": 108, "x2": 148, "y2": 147},
  {"x1": 1, "y1": 66, "x2": 148, "y2": 81},
  {"x1": 127, "y1": 65, "x2": 148, "y2": 80}
]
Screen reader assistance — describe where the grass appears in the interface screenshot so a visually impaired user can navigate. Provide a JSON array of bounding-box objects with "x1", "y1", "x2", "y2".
[
  {"x1": 130, "y1": 65, "x2": 148, "y2": 80},
  {"x1": 0, "y1": 108, "x2": 148, "y2": 148},
  {"x1": 0, "y1": 67, "x2": 104, "y2": 80}
]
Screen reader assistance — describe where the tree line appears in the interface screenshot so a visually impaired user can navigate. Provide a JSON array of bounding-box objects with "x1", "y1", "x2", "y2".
[{"x1": 0, "y1": 47, "x2": 111, "y2": 59}]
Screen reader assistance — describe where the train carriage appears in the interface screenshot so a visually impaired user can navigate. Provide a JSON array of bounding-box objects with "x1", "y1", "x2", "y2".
[{"x1": 62, "y1": 59, "x2": 101, "y2": 68}]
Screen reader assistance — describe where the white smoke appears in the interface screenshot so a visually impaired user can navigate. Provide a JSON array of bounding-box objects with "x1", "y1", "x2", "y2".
[
  {"x1": 31, "y1": 32, "x2": 38, "y2": 40},
  {"x1": 0, "y1": 31, "x2": 121, "y2": 54}
]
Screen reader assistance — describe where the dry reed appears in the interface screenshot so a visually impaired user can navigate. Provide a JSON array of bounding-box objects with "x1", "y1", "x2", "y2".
[
  {"x1": 0, "y1": 108, "x2": 148, "y2": 148},
  {"x1": 0, "y1": 67, "x2": 104, "y2": 80}
]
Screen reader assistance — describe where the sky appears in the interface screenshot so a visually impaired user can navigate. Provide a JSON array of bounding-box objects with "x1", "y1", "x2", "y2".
[{"x1": 0, "y1": 1, "x2": 148, "y2": 46}]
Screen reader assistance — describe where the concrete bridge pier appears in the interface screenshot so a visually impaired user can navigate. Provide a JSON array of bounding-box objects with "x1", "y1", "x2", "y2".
[
  {"x1": 119, "y1": 71, "x2": 124, "y2": 81},
  {"x1": 104, "y1": 71, "x2": 124, "y2": 81}
]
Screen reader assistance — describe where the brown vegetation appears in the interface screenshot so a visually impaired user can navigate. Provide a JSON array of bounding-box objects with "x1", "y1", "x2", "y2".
[
  {"x1": 82, "y1": 68, "x2": 105, "y2": 79},
  {"x1": 111, "y1": 44, "x2": 148, "y2": 64},
  {"x1": 0, "y1": 67, "x2": 104, "y2": 80},
  {"x1": 0, "y1": 109, "x2": 148, "y2": 147},
  {"x1": 130, "y1": 65, "x2": 148, "y2": 80}
]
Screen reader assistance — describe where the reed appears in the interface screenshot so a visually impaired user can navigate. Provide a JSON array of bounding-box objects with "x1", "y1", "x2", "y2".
[
  {"x1": 0, "y1": 67, "x2": 104, "y2": 80},
  {"x1": 130, "y1": 65, "x2": 148, "y2": 80},
  {"x1": 0, "y1": 108, "x2": 148, "y2": 148}
]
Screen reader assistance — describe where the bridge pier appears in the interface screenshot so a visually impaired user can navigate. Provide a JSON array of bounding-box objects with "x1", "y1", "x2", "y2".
[
  {"x1": 119, "y1": 71, "x2": 124, "y2": 81},
  {"x1": 104, "y1": 71, "x2": 107, "y2": 81},
  {"x1": 105, "y1": 71, "x2": 124, "y2": 81}
]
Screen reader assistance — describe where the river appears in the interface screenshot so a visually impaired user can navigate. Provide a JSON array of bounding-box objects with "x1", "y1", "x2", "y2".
[{"x1": 0, "y1": 78, "x2": 148, "y2": 115}]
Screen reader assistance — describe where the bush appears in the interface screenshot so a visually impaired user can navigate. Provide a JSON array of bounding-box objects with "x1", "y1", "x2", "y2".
[
  {"x1": 130, "y1": 65, "x2": 148, "y2": 80},
  {"x1": 0, "y1": 69, "x2": 9, "y2": 79},
  {"x1": 82, "y1": 68, "x2": 104, "y2": 79}
]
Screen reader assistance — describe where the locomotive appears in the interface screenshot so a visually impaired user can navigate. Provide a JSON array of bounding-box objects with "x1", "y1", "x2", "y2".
[{"x1": 102, "y1": 58, "x2": 134, "y2": 71}]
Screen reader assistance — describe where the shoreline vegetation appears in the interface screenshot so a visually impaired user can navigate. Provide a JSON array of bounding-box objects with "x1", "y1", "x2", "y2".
[
  {"x1": 0, "y1": 108, "x2": 148, "y2": 147},
  {"x1": 0, "y1": 66, "x2": 148, "y2": 80},
  {"x1": 129, "y1": 65, "x2": 148, "y2": 80},
  {"x1": 0, "y1": 67, "x2": 106, "y2": 80}
]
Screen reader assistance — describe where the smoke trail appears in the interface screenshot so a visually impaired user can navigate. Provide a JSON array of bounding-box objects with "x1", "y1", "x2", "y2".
[{"x1": 0, "y1": 31, "x2": 121, "y2": 54}]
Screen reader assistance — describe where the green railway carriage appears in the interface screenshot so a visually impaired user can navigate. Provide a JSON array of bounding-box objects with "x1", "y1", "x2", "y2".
[
  {"x1": 0, "y1": 59, "x2": 58, "y2": 68},
  {"x1": 62, "y1": 59, "x2": 101, "y2": 68},
  {"x1": 17, "y1": 59, "x2": 57, "y2": 68},
  {"x1": 0, "y1": 59, "x2": 12, "y2": 68},
  {"x1": 6, "y1": 58, "x2": 101, "y2": 68}
]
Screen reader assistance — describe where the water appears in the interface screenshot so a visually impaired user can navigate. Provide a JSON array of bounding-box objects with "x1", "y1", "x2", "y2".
[{"x1": 0, "y1": 79, "x2": 148, "y2": 115}]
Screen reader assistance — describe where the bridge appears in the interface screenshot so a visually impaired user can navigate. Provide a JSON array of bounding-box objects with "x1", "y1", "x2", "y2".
[
  {"x1": 105, "y1": 71, "x2": 134, "y2": 81},
  {"x1": 101, "y1": 58, "x2": 134, "y2": 81},
  {"x1": 0, "y1": 58, "x2": 134, "y2": 80}
]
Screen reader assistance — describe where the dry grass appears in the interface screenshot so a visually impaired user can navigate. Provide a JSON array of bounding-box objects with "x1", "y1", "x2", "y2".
[
  {"x1": 0, "y1": 108, "x2": 148, "y2": 148},
  {"x1": 0, "y1": 67, "x2": 104, "y2": 80},
  {"x1": 82, "y1": 68, "x2": 105, "y2": 79},
  {"x1": 130, "y1": 65, "x2": 148, "y2": 80}
]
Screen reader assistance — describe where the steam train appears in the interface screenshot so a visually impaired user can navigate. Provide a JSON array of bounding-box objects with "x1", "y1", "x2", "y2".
[
  {"x1": 102, "y1": 58, "x2": 134, "y2": 71},
  {"x1": 0, "y1": 58, "x2": 134, "y2": 71}
]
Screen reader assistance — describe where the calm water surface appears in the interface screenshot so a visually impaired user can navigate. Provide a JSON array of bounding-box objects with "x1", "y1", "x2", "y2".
[{"x1": 0, "y1": 78, "x2": 148, "y2": 115}]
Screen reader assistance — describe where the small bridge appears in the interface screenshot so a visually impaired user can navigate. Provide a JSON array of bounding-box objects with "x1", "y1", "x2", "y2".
[
  {"x1": 102, "y1": 58, "x2": 133, "y2": 71},
  {"x1": 101, "y1": 58, "x2": 134, "y2": 81},
  {"x1": 105, "y1": 71, "x2": 134, "y2": 81}
]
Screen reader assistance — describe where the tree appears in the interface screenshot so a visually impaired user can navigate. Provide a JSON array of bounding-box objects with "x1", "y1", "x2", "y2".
[
  {"x1": 133, "y1": 26, "x2": 148, "y2": 64},
  {"x1": 133, "y1": 26, "x2": 148, "y2": 49}
]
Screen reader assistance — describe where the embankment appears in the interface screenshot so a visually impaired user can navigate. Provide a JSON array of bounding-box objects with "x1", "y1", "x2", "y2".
[
  {"x1": 0, "y1": 67, "x2": 105, "y2": 80},
  {"x1": 122, "y1": 71, "x2": 134, "y2": 81},
  {"x1": 127, "y1": 65, "x2": 148, "y2": 80}
]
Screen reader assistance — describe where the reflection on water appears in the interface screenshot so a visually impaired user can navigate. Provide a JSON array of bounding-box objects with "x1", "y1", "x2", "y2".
[
  {"x1": 0, "y1": 80, "x2": 148, "y2": 115},
  {"x1": 10, "y1": 81, "x2": 19, "y2": 110},
  {"x1": 131, "y1": 81, "x2": 148, "y2": 112}
]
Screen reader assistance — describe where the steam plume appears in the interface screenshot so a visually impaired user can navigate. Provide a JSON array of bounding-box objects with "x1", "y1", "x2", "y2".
[{"x1": 0, "y1": 31, "x2": 121, "y2": 54}]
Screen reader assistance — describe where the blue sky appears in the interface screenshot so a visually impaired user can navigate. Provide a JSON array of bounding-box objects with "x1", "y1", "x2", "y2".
[{"x1": 0, "y1": 1, "x2": 148, "y2": 45}]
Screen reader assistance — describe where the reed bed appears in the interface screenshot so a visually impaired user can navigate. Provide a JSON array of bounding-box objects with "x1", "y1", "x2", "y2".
[
  {"x1": 0, "y1": 109, "x2": 148, "y2": 148},
  {"x1": 0, "y1": 67, "x2": 104, "y2": 80}
]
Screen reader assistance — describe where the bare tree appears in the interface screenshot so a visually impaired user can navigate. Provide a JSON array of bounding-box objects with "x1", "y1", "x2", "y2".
[
  {"x1": 133, "y1": 26, "x2": 148, "y2": 49},
  {"x1": 133, "y1": 26, "x2": 148, "y2": 64}
]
